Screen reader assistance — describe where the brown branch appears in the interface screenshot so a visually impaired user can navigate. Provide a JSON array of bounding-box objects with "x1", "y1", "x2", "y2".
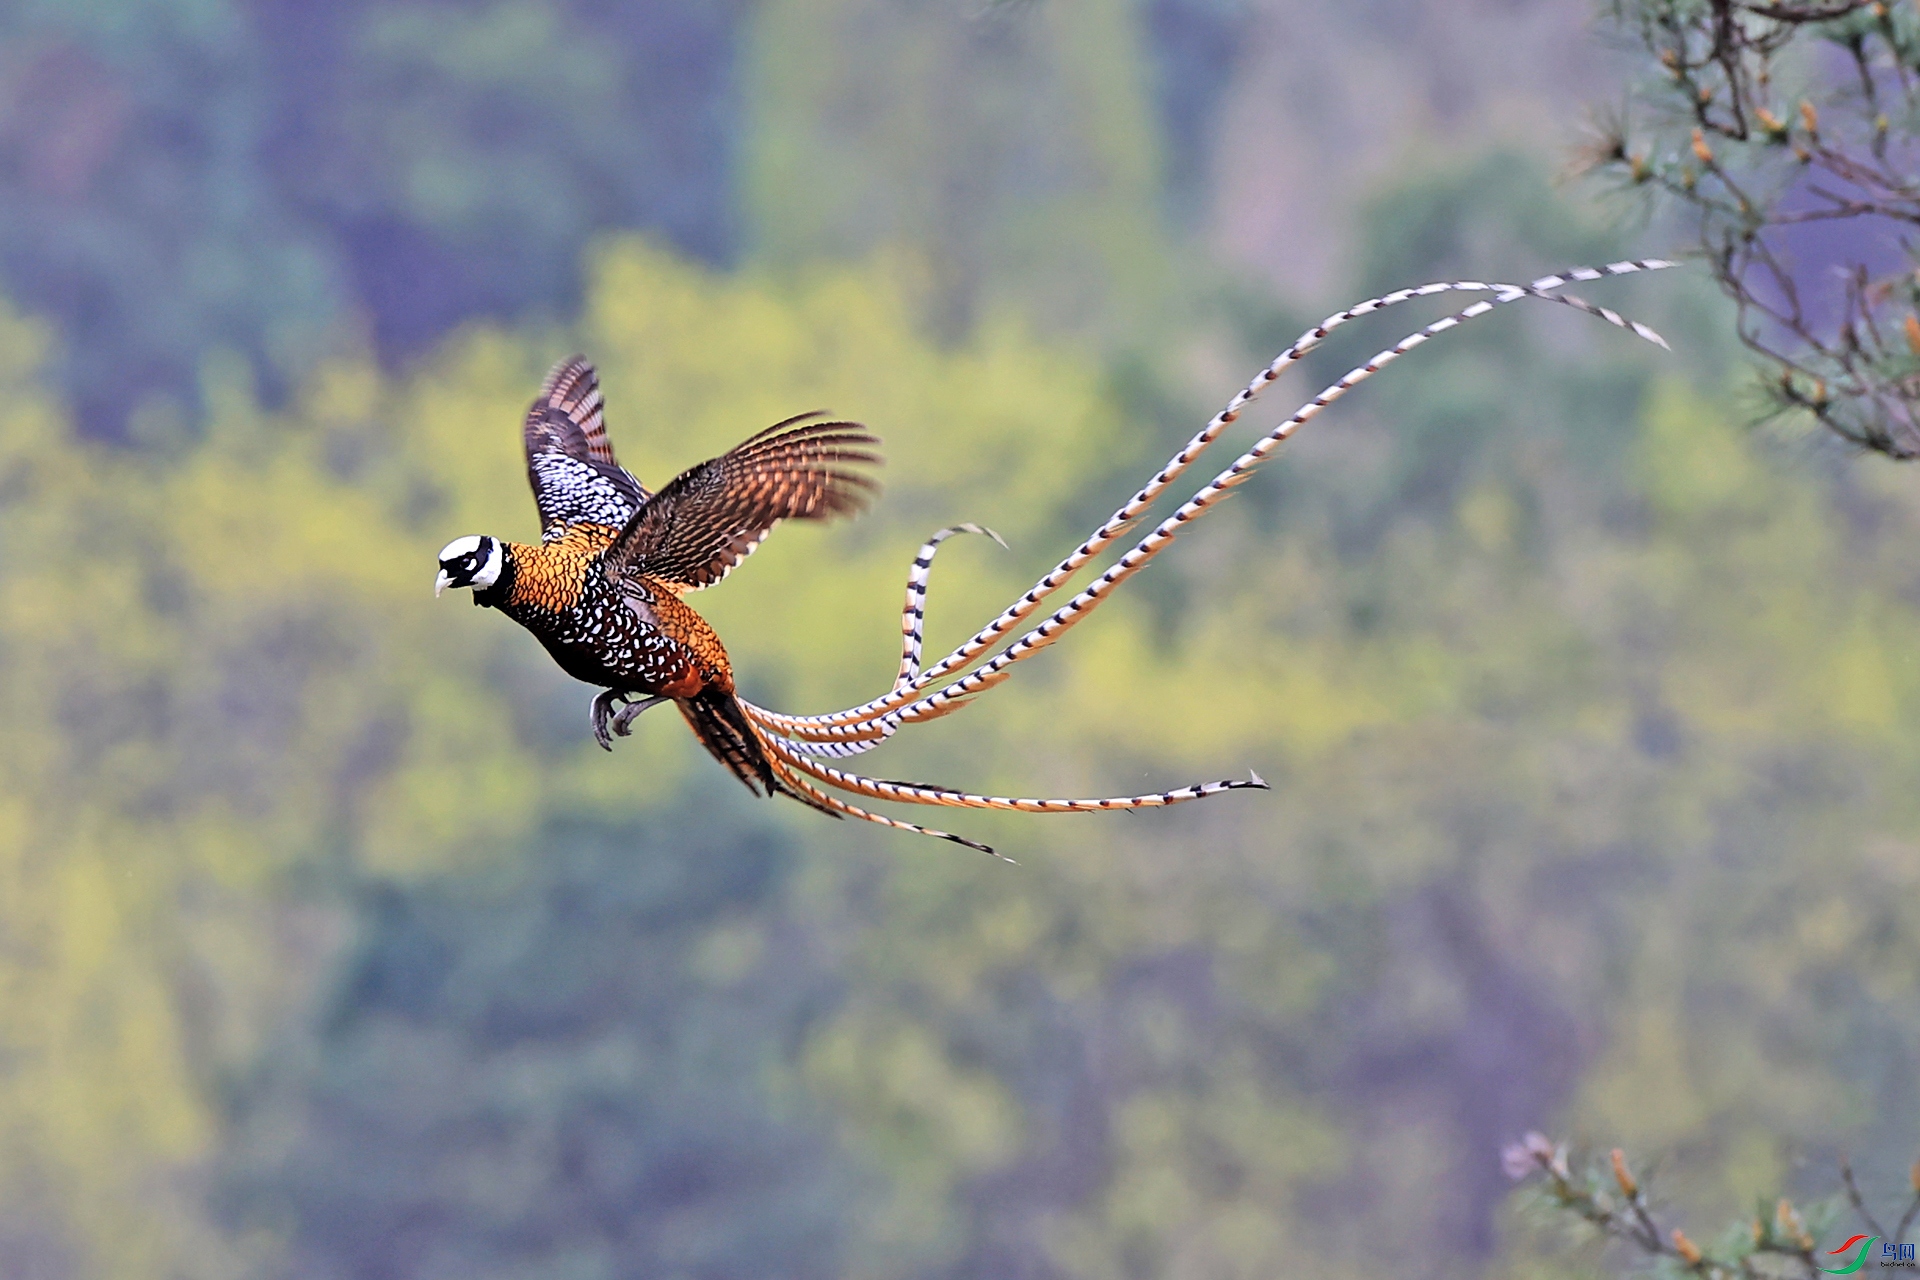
[
  {"x1": 1738, "y1": 0, "x2": 1874, "y2": 22},
  {"x1": 1596, "y1": 0, "x2": 1920, "y2": 458},
  {"x1": 1840, "y1": 1159, "x2": 1891, "y2": 1240}
]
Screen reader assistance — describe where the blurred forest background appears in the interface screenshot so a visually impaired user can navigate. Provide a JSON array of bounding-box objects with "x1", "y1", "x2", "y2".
[{"x1": 0, "y1": 1, "x2": 1917, "y2": 1277}]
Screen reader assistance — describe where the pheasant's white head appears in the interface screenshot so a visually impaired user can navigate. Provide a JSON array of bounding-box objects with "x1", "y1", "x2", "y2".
[{"x1": 434, "y1": 535, "x2": 504, "y2": 596}]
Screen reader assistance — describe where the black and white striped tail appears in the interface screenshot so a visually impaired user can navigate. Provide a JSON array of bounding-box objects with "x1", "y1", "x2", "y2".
[
  {"x1": 895, "y1": 523, "x2": 1005, "y2": 688},
  {"x1": 765, "y1": 755, "x2": 1009, "y2": 858},
  {"x1": 741, "y1": 258, "x2": 1675, "y2": 745},
  {"x1": 725, "y1": 259, "x2": 1677, "y2": 853},
  {"x1": 742, "y1": 259, "x2": 1677, "y2": 749},
  {"x1": 768, "y1": 523, "x2": 1005, "y2": 761},
  {"x1": 763, "y1": 731, "x2": 1266, "y2": 813}
]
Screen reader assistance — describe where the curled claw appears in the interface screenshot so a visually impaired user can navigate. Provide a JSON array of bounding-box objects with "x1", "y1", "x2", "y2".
[
  {"x1": 590, "y1": 689, "x2": 626, "y2": 752},
  {"x1": 591, "y1": 690, "x2": 670, "y2": 749},
  {"x1": 611, "y1": 695, "x2": 668, "y2": 738}
]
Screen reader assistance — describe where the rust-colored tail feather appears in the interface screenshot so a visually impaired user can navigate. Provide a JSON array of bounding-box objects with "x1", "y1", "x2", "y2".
[
  {"x1": 678, "y1": 688, "x2": 777, "y2": 797},
  {"x1": 679, "y1": 688, "x2": 843, "y2": 819}
]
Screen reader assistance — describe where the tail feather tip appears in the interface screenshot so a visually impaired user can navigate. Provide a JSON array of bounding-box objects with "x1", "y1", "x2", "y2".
[{"x1": 965, "y1": 835, "x2": 1012, "y2": 862}]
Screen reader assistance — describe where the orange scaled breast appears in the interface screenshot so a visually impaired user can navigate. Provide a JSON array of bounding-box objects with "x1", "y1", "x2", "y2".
[{"x1": 503, "y1": 524, "x2": 618, "y2": 614}]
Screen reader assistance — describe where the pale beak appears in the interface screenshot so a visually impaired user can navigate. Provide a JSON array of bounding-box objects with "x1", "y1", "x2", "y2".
[{"x1": 434, "y1": 569, "x2": 451, "y2": 598}]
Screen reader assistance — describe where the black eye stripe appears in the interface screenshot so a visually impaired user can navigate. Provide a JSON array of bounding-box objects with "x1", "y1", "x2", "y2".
[{"x1": 440, "y1": 540, "x2": 494, "y2": 580}]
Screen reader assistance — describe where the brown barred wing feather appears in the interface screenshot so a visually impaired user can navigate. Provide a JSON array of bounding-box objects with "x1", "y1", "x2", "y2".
[
  {"x1": 604, "y1": 413, "x2": 880, "y2": 591},
  {"x1": 524, "y1": 356, "x2": 650, "y2": 540}
]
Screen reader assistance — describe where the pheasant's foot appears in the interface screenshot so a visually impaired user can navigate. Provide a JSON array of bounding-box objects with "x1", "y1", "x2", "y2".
[
  {"x1": 611, "y1": 695, "x2": 668, "y2": 738},
  {"x1": 590, "y1": 689, "x2": 631, "y2": 752}
]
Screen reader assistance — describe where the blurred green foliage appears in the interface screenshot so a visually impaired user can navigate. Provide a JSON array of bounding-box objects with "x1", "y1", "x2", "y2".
[
  {"x1": 0, "y1": 0, "x2": 741, "y2": 438},
  {"x1": 2, "y1": 226, "x2": 1917, "y2": 1277},
  {"x1": 0, "y1": 2, "x2": 1916, "y2": 1279},
  {"x1": 744, "y1": 0, "x2": 1169, "y2": 340},
  {"x1": 0, "y1": 0, "x2": 1244, "y2": 442}
]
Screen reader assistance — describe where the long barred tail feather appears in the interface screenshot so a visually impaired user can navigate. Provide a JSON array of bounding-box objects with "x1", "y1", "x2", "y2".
[
  {"x1": 739, "y1": 259, "x2": 1674, "y2": 744},
  {"x1": 711, "y1": 260, "x2": 1676, "y2": 852},
  {"x1": 760, "y1": 730, "x2": 1269, "y2": 813},
  {"x1": 764, "y1": 754, "x2": 1010, "y2": 859},
  {"x1": 751, "y1": 523, "x2": 1007, "y2": 760},
  {"x1": 769, "y1": 728, "x2": 892, "y2": 759},
  {"x1": 896, "y1": 523, "x2": 1006, "y2": 688},
  {"x1": 857, "y1": 283, "x2": 1672, "y2": 732},
  {"x1": 739, "y1": 262, "x2": 1676, "y2": 749}
]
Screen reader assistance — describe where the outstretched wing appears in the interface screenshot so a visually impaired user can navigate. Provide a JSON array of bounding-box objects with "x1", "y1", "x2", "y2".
[
  {"x1": 604, "y1": 412, "x2": 880, "y2": 591},
  {"x1": 523, "y1": 356, "x2": 649, "y2": 540}
]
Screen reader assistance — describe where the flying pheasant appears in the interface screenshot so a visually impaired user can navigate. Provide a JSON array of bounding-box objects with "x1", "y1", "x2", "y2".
[
  {"x1": 434, "y1": 357, "x2": 878, "y2": 805},
  {"x1": 439, "y1": 261, "x2": 1672, "y2": 856}
]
